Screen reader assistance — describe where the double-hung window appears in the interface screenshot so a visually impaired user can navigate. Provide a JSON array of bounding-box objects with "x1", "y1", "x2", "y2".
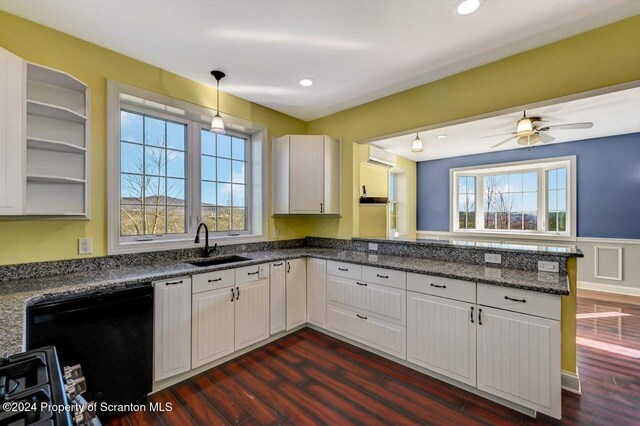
[
  {"x1": 451, "y1": 157, "x2": 575, "y2": 239},
  {"x1": 108, "y1": 82, "x2": 266, "y2": 254}
]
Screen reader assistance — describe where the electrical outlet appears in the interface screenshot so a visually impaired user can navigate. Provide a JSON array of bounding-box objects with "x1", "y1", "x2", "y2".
[
  {"x1": 484, "y1": 253, "x2": 502, "y2": 264},
  {"x1": 78, "y1": 238, "x2": 93, "y2": 255},
  {"x1": 368, "y1": 243, "x2": 378, "y2": 251},
  {"x1": 538, "y1": 261, "x2": 559, "y2": 273}
]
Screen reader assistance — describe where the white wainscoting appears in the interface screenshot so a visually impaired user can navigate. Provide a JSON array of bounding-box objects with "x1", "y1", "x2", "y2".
[{"x1": 416, "y1": 231, "x2": 640, "y2": 296}]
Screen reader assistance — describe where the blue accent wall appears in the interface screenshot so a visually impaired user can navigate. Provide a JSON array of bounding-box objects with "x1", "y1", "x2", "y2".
[{"x1": 417, "y1": 132, "x2": 640, "y2": 239}]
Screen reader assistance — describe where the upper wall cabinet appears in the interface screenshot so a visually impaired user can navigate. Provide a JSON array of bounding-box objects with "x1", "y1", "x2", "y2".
[
  {"x1": 0, "y1": 48, "x2": 90, "y2": 218},
  {"x1": 273, "y1": 135, "x2": 341, "y2": 215}
]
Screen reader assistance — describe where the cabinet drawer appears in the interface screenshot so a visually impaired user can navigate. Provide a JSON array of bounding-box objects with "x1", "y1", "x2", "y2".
[
  {"x1": 407, "y1": 273, "x2": 476, "y2": 303},
  {"x1": 477, "y1": 283, "x2": 560, "y2": 320},
  {"x1": 192, "y1": 269, "x2": 235, "y2": 293},
  {"x1": 327, "y1": 261, "x2": 361, "y2": 280},
  {"x1": 362, "y1": 266, "x2": 406, "y2": 289},
  {"x1": 235, "y1": 264, "x2": 268, "y2": 284},
  {"x1": 327, "y1": 305, "x2": 406, "y2": 359},
  {"x1": 327, "y1": 276, "x2": 406, "y2": 325}
]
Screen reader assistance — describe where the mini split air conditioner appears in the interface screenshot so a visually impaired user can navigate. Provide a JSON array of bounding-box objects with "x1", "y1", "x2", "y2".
[{"x1": 367, "y1": 145, "x2": 396, "y2": 168}]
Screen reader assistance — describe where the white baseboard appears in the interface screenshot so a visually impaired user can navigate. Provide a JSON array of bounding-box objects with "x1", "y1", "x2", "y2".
[
  {"x1": 561, "y1": 369, "x2": 581, "y2": 395},
  {"x1": 578, "y1": 281, "x2": 640, "y2": 297}
]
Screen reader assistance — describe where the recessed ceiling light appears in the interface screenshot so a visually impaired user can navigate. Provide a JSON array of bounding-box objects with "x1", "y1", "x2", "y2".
[
  {"x1": 299, "y1": 78, "x2": 314, "y2": 87},
  {"x1": 456, "y1": 0, "x2": 482, "y2": 15},
  {"x1": 436, "y1": 134, "x2": 447, "y2": 139}
]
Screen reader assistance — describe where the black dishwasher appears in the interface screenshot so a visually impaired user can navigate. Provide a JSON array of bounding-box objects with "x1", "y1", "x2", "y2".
[{"x1": 27, "y1": 284, "x2": 153, "y2": 418}]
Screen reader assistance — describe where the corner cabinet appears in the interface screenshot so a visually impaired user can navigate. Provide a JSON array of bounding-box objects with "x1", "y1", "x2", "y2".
[
  {"x1": 0, "y1": 48, "x2": 90, "y2": 218},
  {"x1": 273, "y1": 135, "x2": 341, "y2": 215}
]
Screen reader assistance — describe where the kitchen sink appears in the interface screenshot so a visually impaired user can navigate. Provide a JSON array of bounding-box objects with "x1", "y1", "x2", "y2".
[{"x1": 188, "y1": 255, "x2": 250, "y2": 267}]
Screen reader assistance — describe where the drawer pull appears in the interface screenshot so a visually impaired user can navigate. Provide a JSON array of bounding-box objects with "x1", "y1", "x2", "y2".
[
  {"x1": 376, "y1": 274, "x2": 389, "y2": 279},
  {"x1": 338, "y1": 267, "x2": 349, "y2": 271},
  {"x1": 247, "y1": 271, "x2": 259, "y2": 275},
  {"x1": 356, "y1": 282, "x2": 368, "y2": 287},
  {"x1": 470, "y1": 306, "x2": 475, "y2": 324},
  {"x1": 166, "y1": 280, "x2": 183, "y2": 285},
  {"x1": 273, "y1": 262, "x2": 283, "y2": 266},
  {"x1": 230, "y1": 288, "x2": 235, "y2": 301},
  {"x1": 504, "y1": 296, "x2": 527, "y2": 303},
  {"x1": 356, "y1": 314, "x2": 368, "y2": 320},
  {"x1": 430, "y1": 283, "x2": 446, "y2": 289},
  {"x1": 478, "y1": 308, "x2": 483, "y2": 325},
  {"x1": 208, "y1": 278, "x2": 222, "y2": 282}
]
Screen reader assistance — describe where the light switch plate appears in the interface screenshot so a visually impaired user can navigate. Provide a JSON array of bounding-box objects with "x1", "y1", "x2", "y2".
[
  {"x1": 368, "y1": 243, "x2": 378, "y2": 251},
  {"x1": 78, "y1": 238, "x2": 92, "y2": 255},
  {"x1": 538, "y1": 261, "x2": 559, "y2": 273},
  {"x1": 485, "y1": 253, "x2": 501, "y2": 264}
]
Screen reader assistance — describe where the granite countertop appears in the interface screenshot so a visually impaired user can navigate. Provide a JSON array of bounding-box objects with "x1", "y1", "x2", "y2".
[
  {"x1": 354, "y1": 237, "x2": 584, "y2": 257},
  {"x1": 0, "y1": 247, "x2": 569, "y2": 355}
]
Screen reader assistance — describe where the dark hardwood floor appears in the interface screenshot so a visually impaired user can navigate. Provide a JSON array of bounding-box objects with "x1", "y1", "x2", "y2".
[{"x1": 106, "y1": 291, "x2": 640, "y2": 425}]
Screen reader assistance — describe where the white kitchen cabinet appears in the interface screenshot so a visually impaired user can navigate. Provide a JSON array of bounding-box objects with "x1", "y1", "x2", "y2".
[
  {"x1": 0, "y1": 49, "x2": 90, "y2": 218},
  {"x1": 477, "y1": 306, "x2": 561, "y2": 419},
  {"x1": 306, "y1": 258, "x2": 327, "y2": 328},
  {"x1": 154, "y1": 278, "x2": 192, "y2": 381},
  {"x1": 270, "y1": 261, "x2": 286, "y2": 335},
  {"x1": 0, "y1": 48, "x2": 24, "y2": 215},
  {"x1": 407, "y1": 292, "x2": 476, "y2": 386},
  {"x1": 272, "y1": 134, "x2": 341, "y2": 215},
  {"x1": 192, "y1": 286, "x2": 235, "y2": 368},
  {"x1": 234, "y1": 278, "x2": 271, "y2": 350},
  {"x1": 286, "y1": 258, "x2": 307, "y2": 329}
]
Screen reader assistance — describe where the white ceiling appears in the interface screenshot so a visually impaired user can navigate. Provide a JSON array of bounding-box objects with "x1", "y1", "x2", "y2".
[
  {"x1": 373, "y1": 86, "x2": 640, "y2": 161},
  {"x1": 1, "y1": 0, "x2": 639, "y2": 121}
]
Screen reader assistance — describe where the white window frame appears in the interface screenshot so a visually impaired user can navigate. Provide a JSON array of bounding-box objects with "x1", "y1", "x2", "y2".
[
  {"x1": 107, "y1": 81, "x2": 267, "y2": 254},
  {"x1": 450, "y1": 156, "x2": 577, "y2": 241}
]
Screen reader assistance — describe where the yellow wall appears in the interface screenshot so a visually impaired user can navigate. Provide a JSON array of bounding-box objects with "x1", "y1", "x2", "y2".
[
  {"x1": 562, "y1": 258, "x2": 578, "y2": 374},
  {"x1": 306, "y1": 15, "x2": 640, "y2": 242},
  {"x1": 0, "y1": 11, "x2": 308, "y2": 265},
  {"x1": 360, "y1": 162, "x2": 389, "y2": 198}
]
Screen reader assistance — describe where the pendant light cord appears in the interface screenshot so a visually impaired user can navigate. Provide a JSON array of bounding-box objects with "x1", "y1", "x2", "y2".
[{"x1": 216, "y1": 80, "x2": 220, "y2": 115}]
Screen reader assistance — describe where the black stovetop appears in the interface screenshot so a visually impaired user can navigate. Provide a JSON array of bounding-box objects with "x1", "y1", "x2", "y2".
[{"x1": 0, "y1": 346, "x2": 71, "y2": 426}]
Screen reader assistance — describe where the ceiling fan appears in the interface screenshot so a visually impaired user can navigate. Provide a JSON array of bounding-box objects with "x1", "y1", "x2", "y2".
[{"x1": 484, "y1": 111, "x2": 593, "y2": 148}]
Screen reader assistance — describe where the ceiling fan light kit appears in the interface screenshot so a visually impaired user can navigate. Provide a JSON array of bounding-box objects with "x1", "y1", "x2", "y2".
[
  {"x1": 210, "y1": 70, "x2": 226, "y2": 134},
  {"x1": 486, "y1": 110, "x2": 593, "y2": 149}
]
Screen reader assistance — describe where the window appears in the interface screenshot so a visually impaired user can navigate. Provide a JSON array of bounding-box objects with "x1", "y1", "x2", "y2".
[
  {"x1": 108, "y1": 82, "x2": 267, "y2": 254},
  {"x1": 451, "y1": 157, "x2": 575, "y2": 239},
  {"x1": 389, "y1": 173, "x2": 397, "y2": 231},
  {"x1": 120, "y1": 110, "x2": 187, "y2": 237},
  {"x1": 200, "y1": 130, "x2": 249, "y2": 234}
]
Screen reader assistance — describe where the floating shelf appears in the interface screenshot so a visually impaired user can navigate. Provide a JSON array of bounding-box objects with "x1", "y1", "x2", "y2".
[
  {"x1": 27, "y1": 137, "x2": 86, "y2": 153},
  {"x1": 27, "y1": 100, "x2": 87, "y2": 123},
  {"x1": 26, "y1": 174, "x2": 87, "y2": 184},
  {"x1": 26, "y1": 63, "x2": 87, "y2": 92}
]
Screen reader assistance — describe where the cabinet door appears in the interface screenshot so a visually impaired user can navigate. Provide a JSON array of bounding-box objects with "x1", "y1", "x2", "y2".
[
  {"x1": 286, "y1": 258, "x2": 307, "y2": 329},
  {"x1": 191, "y1": 287, "x2": 235, "y2": 368},
  {"x1": 477, "y1": 306, "x2": 561, "y2": 419},
  {"x1": 289, "y1": 135, "x2": 324, "y2": 213},
  {"x1": 323, "y1": 136, "x2": 341, "y2": 215},
  {"x1": 0, "y1": 48, "x2": 23, "y2": 215},
  {"x1": 307, "y1": 258, "x2": 327, "y2": 328},
  {"x1": 154, "y1": 278, "x2": 191, "y2": 381},
  {"x1": 234, "y1": 279, "x2": 270, "y2": 351},
  {"x1": 407, "y1": 292, "x2": 476, "y2": 386},
  {"x1": 270, "y1": 261, "x2": 286, "y2": 334}
]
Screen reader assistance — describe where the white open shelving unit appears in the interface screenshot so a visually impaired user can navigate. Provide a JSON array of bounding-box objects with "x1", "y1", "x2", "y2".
[{"x1": 24, "y1": 62, "x2": 90, "y2": 217}]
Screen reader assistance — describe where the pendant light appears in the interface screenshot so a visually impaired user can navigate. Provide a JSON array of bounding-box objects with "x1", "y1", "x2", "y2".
[
  {"x1": 210, "y1": 70, "x2": 226, "y2": 134},
  {"x1": 411, "y1": 133, "x2": 423, "y2": 152}
]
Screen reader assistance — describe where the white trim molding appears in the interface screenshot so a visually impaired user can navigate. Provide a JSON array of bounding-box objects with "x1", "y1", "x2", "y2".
[
  {"x1": 594, "y1": 246, "x2": 623, "y2": 281},
  {"x1": 561, "y1": 370, "x2": 582, "y2": 395},
  {"x1": 578, "y1": 281, "x2": 640, "y2": 297}
]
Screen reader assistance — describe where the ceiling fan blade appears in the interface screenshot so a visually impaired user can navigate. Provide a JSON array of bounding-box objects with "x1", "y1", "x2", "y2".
[
  {"x1": 481, "y1": 132, "x2": 516, "y2": 139},
  {"x1": 538, "y1": 122, "x2": 593, "y2": 131},
  {"x1": 491, "y1": 136, "x2": 517, "y2": 148},
  {"x1": 538, "y1": 132, "x2": 556, "y2": 144}
]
